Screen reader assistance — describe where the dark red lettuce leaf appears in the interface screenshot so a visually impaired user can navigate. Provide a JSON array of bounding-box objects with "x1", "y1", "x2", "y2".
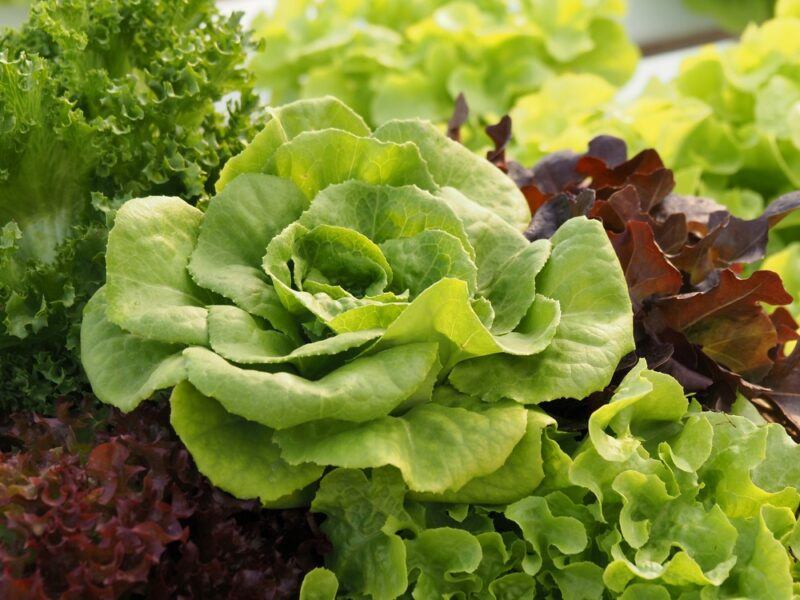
[
  {"x1": 0, "y1": 399, "x2": 327, "y2": 599},
  {"x1": 510, "y1": 133, "x2": 800, "y2": 434}
]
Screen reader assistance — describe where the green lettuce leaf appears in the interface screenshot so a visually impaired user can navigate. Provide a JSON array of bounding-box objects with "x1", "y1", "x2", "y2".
[{"x1": 306, "y1": 362, "x2": 800, "y2": 598}]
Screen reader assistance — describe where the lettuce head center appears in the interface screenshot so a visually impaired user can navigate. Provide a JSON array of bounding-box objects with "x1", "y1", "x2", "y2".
[{"x1": 292, "y1": 223, "x2": 393, "y2": 297}]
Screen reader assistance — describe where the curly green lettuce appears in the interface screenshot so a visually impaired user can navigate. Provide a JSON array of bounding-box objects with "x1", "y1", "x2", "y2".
[
  {"x1": 0, "y1": 0, "x2": 260, "y2": 412},
  {"x1": 249, "y1": 0, "x2": 638, "y2": 145},
  {"x1": 80, "y1": 96, "x2": 634, "y2": 508},
  {"x1": 304, "y1": 361, "x2": 800, "y2": 599}
]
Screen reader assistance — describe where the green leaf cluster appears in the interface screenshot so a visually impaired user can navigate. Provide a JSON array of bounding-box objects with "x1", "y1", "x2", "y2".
[
  {"x1": 0, "y1": 0, "x2": 261, "y2": 412},
  {"x1": 80, "y1": 96, "x2": 634, "y2": 508},
  {"x1": 303, "y1": 361, "x2": 800, "y2": 599},
  {"x1": 248, "y1": 0, "x2": 638, "y2": 145}
]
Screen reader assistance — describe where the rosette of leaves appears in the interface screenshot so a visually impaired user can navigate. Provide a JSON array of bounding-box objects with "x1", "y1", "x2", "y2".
[
  {"x1": 301, "y1": 361, "x2": 800, "y2": 599},
  {"x1": 0, "y1": 0, "x2": 260, "y2": 412},
  {"x1": 510, "y1": 134, "x2": 800, "y2": 435},
  {"x1": 249, "y1": 0, "x2": 638, "y2": 145},
  {"x1": 80, "y1": 97, "x2": 634, "y2": 508}
]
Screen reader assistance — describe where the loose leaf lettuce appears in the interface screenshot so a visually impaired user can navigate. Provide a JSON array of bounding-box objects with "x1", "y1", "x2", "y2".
[
  {"x1": 81, "y1": 97, "x2": 633, "y2": 507},
  {"x1": 304, "y1": 362, "x2": 800, "y2": 598},
  {"x1": 512, "y1": 134, "x2": 800, "y2": 435},
  {"x1": 0, "y1": 0, "x2": 260, "y2": 412},
  {"x1": 248, "y1": 0, "x2": 638, "y2": 146}
]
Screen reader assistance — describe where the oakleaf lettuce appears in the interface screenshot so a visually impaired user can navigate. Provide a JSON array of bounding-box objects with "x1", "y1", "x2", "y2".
[
  {"x1": 304, "y1": 361, "x2": 800, "y2": 598},
  {"x1": 80, "y1": 97, "x2": 633, "y2": 507}
]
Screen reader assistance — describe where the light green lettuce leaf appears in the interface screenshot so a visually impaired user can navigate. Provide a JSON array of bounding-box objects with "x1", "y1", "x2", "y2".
[
  {"x1": 588, "y1": 361, "x2": 687, "y2": 462},
  {"x1": 488, "y1": 573, "x2": 537, "y2": 600},
  {"x1": 312, "y1": 468, "x2": 415, "y2": 600},
  {"x1": 405, "y1": 528, "x2": 483, "y2": 598},
  {"x1": 207, "y1": 304, "x2": 381, "y2": 375},
  {"x1": 380, "y1": 230, "x2": 478, "y2": 297},
  {"x1": 294, "y1": 224, "x2": 393, "y2": 296},
  {"x1": 188, "y1": 173, "x2": 307, "y2": 337},
  {"x1": 182, "y1": 343, "x2": 440, "y2": 430},
  {"x1": 105, "y1": 196, "x2": 214, "y2": 346},
  {"x1": 612, "y1": 471, "x2": 738, "y2": 572},
  {"x1": 438, "y1": 187, "x2": 551, "y2": 335},
  {"x1": 725, "y1": 511, "x2": 794, "y2": 599},
  {"x1": 274, "y1": 401, "x2": 528, "y2": 494},
  {"x1": 81, "y1": 287, "x2": 186, "y2": 411},
  {"x1": 411, "y1": 400, "x2": 555, "y2": 504},
  {"x1": 298, "y1": 180, "x2": 473, "y2": 254},
  {"x1": 698, "y1": 411, "x2": 800, "y2": 518},
  {"x1": 505, "y1": 496, "x2": 589, "y2": 576},
  {"x1": 299, "y1": 568, "x2": 339, "y2": 600},
  {"x1": 269, "y1": 129, "x2": 437, "y2": 198},
  {"x1": 369, "y1": 278, "x2": 560, "y2": 371},
  {"x1": 449, "y1": 217, "x2": 633, "y2": 403},
  {"x1": 170, "y1": 382, "x2": 323, "y2": 507},
  {"x1": 373, "y1": 119, "x2": 531, "y2": 230},
  {"x1": 217, "y1": 96, "x2": 370, "y2": 189}
]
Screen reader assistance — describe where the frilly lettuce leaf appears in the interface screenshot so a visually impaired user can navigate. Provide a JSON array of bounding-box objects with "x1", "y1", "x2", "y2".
[
  {"x1": 0, "y1": 0, "x2": 260, "y2": 412},
  {"x1": 305, "y1": 361, "x2": 800, "y2": 598},
  {"x1": 81, "y1": 96, "x2": 631, "y2": 507}
]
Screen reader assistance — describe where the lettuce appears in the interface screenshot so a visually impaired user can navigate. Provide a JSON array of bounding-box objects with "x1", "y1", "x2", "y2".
[
  {"x1": 0, "y1": 0, "x2": 260, "y2": 412},
  {"x1": 683, "y1": 0, "x2": 775, "y2": 31},
  {"x1": 80, "y1": 96, "x2": 634, "y2": 508},
  {"x1": 248, "y1": 0, "x2": 638, "y2": 146},
  {"x1": 304, "y1": 361, "x2": 800, "y2": 598},
  {"x1": 510, "y1": 0, "x2": 800, "y2": 239}
]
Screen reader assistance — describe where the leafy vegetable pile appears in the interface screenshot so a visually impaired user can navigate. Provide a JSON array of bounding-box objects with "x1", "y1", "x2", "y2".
[
  {"x1": 511, "y1": 135, "x2": 800, "y2": 434},
  {"x1": 5, "y1": 1, "x2": 800, "y2": 597},
  {"x1": 303, "y1": 361, "x2": 800, "y2": 598},
  {"x1": 0, "y1": 0, "x2": 260, "y2": 413},
  {"x1": 77, "y1": 95, "x2": 800, "y2": 598},
  {"x1": 80, "y1": 95, "x2": 633, "y2": 509},
  {"x1": 249, "y1": 0, "x2": 638, "y2": 144},
  {"x1": 0, "y1": 399, "x2": 327, "y2": 598}
]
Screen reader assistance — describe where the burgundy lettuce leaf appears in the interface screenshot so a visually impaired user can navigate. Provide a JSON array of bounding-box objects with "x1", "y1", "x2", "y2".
[
  {"x1": 0, "y1": 399, "x2": 328, "y2": 599},
  {"x1": 508, "y1": 131, "x2": 800, "y2": 435},
  {"x1": 446, "y1": 93, "x2": 470, "y2": 144}
]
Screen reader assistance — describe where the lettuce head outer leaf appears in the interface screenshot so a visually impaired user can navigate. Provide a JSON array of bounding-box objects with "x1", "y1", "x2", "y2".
[
  {"x1": 81, "y1": 96, "x2": 631, "y2": 506},
  {"x1": 449, "y1": 216, "x2": 634, "y2": 403}
]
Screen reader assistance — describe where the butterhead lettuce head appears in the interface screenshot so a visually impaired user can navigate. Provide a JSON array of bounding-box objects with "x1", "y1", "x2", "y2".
[{"x1": 80, "y1": 97, "x2": 633, "y2": 507}]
